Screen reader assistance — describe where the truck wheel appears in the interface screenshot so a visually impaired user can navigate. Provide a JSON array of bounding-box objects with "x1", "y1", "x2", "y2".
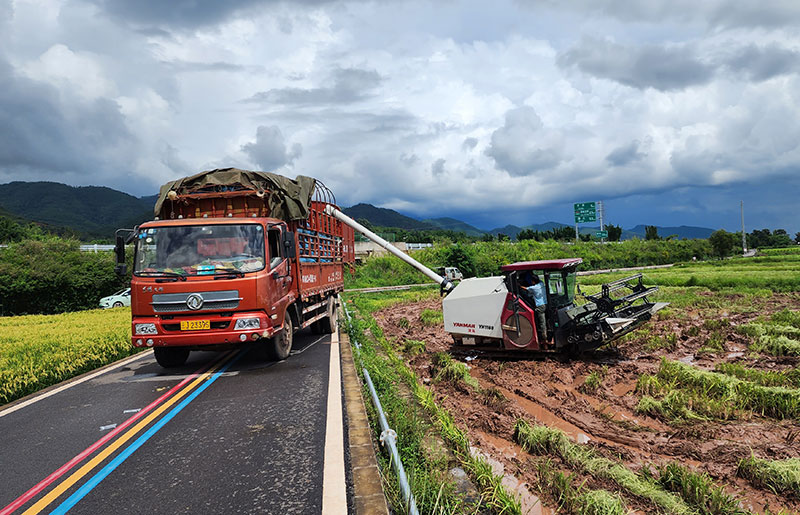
[
  {"x1": 319, "y1": 296, "x2": 337, "y2": 334},
  {"x1": 266, "y1": 314, "x2": 293, "y2": 361},
  {"x1": 154, "y1": 347, "x2": 189, "y2": 368}
]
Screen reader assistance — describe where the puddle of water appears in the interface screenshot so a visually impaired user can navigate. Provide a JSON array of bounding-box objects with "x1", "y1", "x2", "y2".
[{"x1": 469, "y1": 446, "x2": 552, "y2": 515}]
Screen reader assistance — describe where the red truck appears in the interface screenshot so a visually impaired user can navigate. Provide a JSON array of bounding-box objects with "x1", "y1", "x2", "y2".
[{"x1": 115, "y1": 169, "x2": 355, "y2": 368}]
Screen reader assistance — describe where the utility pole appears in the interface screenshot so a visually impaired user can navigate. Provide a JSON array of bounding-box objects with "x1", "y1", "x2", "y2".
[
  {"x1": 741, "y1": 200, "x2": 747, "y2": 253},
  {"x1": 598, "y1": 200, "x2": 605, "y2": 243}
]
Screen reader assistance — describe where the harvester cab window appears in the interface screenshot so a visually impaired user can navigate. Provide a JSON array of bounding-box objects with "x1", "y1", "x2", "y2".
[{"x1": 268, "y1": 229, "x2": 282, "y2": 269}]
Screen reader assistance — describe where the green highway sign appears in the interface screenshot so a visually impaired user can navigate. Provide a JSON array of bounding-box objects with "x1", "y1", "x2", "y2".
[
  {"x1": 596, "y1": 230, "x2": 608, "y2": 238},
  {"x1": 574, "y1": 201, "x2": 596, "y2": 223}
]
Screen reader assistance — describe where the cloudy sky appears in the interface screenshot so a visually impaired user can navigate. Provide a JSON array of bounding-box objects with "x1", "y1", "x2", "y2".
[{"x1": 1, "y1": 0, "x2": 799, "y2": 233}]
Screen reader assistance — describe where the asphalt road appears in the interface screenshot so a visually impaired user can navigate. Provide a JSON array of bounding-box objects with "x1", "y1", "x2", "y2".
[{"x1": 0, "y1": 329, "x2": 344, "y2": 515}]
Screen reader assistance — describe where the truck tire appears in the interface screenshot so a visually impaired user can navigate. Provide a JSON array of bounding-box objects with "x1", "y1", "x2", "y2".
[
  {"x1": 266, "y1": 313, "x2": 293, "y2": 361},
  {"x1": 319, "y1": 296, "x2": 337, "y2": 334},
  {"x1": 154, "y1": 347, "x2": 189, "y2": 368}
]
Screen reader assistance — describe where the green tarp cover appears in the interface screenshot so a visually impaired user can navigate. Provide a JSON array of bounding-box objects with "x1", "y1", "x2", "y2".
[{"x1": 155, "y1": 168, "x2": 316, "y2": 221}]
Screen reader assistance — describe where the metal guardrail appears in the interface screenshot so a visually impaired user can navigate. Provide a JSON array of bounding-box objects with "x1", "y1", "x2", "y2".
[{"x1": 340, "y1": 296, "x2": 419, "y2": 515}]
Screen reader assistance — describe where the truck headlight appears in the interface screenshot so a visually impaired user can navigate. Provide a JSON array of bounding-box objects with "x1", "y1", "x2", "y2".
[
  {"x1": 234, "y1": 318, "x2": 261, "y2": 330},
  {"x1": 135, "y1": 323, "x2": 158, "y2": 335}
]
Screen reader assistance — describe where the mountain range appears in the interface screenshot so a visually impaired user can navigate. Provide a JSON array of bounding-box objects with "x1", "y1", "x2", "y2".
[{"x1": 0, "y1": 181, "x2": 715, "y2": 240}]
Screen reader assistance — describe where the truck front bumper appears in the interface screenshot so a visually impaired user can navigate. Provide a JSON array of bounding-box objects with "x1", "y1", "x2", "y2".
[{"x1": 131, "y1": 311, "x2": 276, "y2": 349}]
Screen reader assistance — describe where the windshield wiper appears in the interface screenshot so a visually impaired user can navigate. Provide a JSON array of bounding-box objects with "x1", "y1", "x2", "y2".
[
  {"x1": 211, "y1": 267, "x2": 245, "y2": 278},
  {"x1": 135, "y1": 271, "x2": 189, "y2": 281}
]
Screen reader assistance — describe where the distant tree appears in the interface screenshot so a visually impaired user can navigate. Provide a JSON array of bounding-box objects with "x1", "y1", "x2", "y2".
[
  {"x1": 497, "y1": 233, "x2": 509, "y2": 242},
  {"x1": 748, "y1": 229, "x2": 772, "y2": 248},
  {"x1": 481, "y1": 233, "x2": 494, "y2": 242},
  {"x1": 517, "y1": 229, "x2": 536, "y2": 241},
  {"x1": 442, "y1": 243, "x2": 477, "y2": 278},
  {"x1": 772, "y1": 229, "x2": 792, "y2": 247},
  {"x1": 606, "y1": 224, "x2": 622, "y2": 242},
  {"x1": 709, "y1": 229, "x2": 736, "y2": 258},
  {"x1": 795, "y1": 232, "x2": 800, "y2": 244},
  {"x1": 645, "y1": 225, "x2": 660, "y2": 240},
  {"x1": 579, "y1": 233, "x2": 591, "y2": 242}
]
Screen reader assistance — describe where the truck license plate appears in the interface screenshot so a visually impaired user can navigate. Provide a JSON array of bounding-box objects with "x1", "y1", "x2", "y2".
[{"x1": 180, "y1": 320, "x2": 210, "y2": 331}]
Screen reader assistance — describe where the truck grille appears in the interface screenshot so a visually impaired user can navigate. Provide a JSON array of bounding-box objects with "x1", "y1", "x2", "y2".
[{"x1": 151, "y1": 290, "x2": 241, "y2": 313}]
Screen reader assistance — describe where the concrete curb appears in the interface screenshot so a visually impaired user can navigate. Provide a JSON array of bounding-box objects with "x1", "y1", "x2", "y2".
[{"x1": 340, "y1": 329, "x2": 389, "y2": 514}]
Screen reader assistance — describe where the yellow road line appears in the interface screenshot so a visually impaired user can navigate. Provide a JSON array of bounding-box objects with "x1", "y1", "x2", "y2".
[{"x1": 22, "y1": 352, "x2": 233, "y2": 515}]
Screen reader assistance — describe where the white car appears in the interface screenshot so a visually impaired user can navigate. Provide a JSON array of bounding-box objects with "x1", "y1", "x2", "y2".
[{"x1": 100, "y1": 288, "x2": 131, "y2": 309}]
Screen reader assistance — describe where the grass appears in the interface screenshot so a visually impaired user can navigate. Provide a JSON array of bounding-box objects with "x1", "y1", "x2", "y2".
[
  {"x1": 751, "y1": 335, "x2": 800, "y2": 356},
  {"x1": 636, "y1": 359, "x2": 800, "y2": 421},
  {"x1": 432, "y1": 352, "x2": 481, "y2": 390},
  {"x1": 420, "y1": 308, "x2": 444, "y2": 326},
  {"x1": 0, "y1": 308, "x2": 139, "y2": 405},
  {"x1": 513, "y1": 419, "x2": 694, "y2": 514},
  {"x1": 644, "y1": 462, "x2": 750, "y2": 515},
  {"x1": 715, "y1": 362, "x2": 800, "y2": 389},
  {"x1": 771, "y1": 309, "x2": 800, "y2": 329},
  {"x1": 737, "y1": 455, "x2": 800, "y2": 496},
  {"x1": 344, "y1": 302, "x2": 468, "y2": 513},
  {"x1": 535, "y1": 459, "x2": 628, "y2": 515},
  {"x1": 404, "y1": 339, "x2": 427, "y2": 355},
  {"x1": 344, "y1": 291, "x2": 521, "y2": 514},
  {"x1": 581, "y1": 366, "x2": 608, "y2": 393}
]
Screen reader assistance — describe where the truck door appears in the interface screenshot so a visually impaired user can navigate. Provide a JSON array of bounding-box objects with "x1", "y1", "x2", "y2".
[{"x1": 267, "y1": 226, "x2": 292, "y2": 323}]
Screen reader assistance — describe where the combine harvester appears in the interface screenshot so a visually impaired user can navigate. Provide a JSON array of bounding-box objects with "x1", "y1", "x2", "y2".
[{"x1": 326, "y1": 208, "x2": 667, "y2": 355}]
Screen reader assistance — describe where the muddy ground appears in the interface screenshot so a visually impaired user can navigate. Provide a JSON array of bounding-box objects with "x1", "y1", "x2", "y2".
[{"x1": 372, "y1": 293, "x2": 800, "y2": 514}]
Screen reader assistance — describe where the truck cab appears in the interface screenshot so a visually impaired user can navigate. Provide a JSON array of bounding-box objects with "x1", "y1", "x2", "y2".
[{"x1": 118, "y1": 169, "x2": 353, "y2": 368}]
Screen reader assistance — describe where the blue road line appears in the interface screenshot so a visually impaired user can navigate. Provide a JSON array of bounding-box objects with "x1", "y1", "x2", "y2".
[{"x1": 50, "y1": 350, "x2": 247, "y2": 514}]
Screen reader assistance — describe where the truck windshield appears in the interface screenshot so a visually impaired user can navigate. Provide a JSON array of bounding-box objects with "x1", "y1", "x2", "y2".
[{"x1": 134, "y1": 224, "x2": 266, "y2": 276}]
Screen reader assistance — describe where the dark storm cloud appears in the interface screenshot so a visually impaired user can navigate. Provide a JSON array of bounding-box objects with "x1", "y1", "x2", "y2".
[
  {"x1": 0, "y1": 58, "x2": 134, "y2": 177},
  {"x1": 531, "y1": 0, "x2": 800, "y2": 30},
  {"x1": 240, "y1": 125, "x2": 301, "y2": 171},
  {"x1": 485, "y1": 106, "x2": 562, "y2": 177},
  {"x1": 243, "y1": 68, "x2": 382, "y2": 105},
  {"x1": 606, "y1": 140, "x2": 646, "y2": 167},
  {"x1": 559, "y1": 38, "x2": 713, "y2": 91},
  {"x1": 724, "y1": 44, "x2": 800, "y2": 81}
]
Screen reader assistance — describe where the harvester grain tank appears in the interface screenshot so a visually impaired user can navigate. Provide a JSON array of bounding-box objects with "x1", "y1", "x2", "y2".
[
  {"x1": 325, "y1": 207, "x2": 666, "y2": 354},
  {"x1": 115, "y1": 168, "x2": 354, "y2": 368}
]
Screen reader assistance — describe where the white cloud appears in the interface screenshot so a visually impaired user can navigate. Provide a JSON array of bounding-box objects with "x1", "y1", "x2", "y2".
[{"x1": 0, "y1": 0, "x2": 798, "y2": 231}]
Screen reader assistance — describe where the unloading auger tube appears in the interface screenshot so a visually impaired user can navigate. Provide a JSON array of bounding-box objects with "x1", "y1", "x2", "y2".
[{"x1": 323, "y1": 205, "x2": 454, "y2": 294}]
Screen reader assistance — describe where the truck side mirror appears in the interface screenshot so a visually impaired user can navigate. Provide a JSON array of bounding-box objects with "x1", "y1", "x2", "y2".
[
  {"x1": 282, "y1": 231, "x2": 296, "y2": 259},
  {"x1": 114, "y1": 235, "x2": 127, "y2": 276}
]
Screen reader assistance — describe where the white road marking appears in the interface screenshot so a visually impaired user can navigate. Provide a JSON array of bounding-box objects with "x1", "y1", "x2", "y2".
[
  {"x1": 321, "y1": 328, "x2": 347, "y2": 514},
  {"x1": 290, "y1": 335, "x2": 326, "y2": 356},
  {"x1": 99, "y1": 424, "x2": 117, "y2": 431},
  {"x1": 0, "y1": 351, "x2": 152, "y2": 418}
]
